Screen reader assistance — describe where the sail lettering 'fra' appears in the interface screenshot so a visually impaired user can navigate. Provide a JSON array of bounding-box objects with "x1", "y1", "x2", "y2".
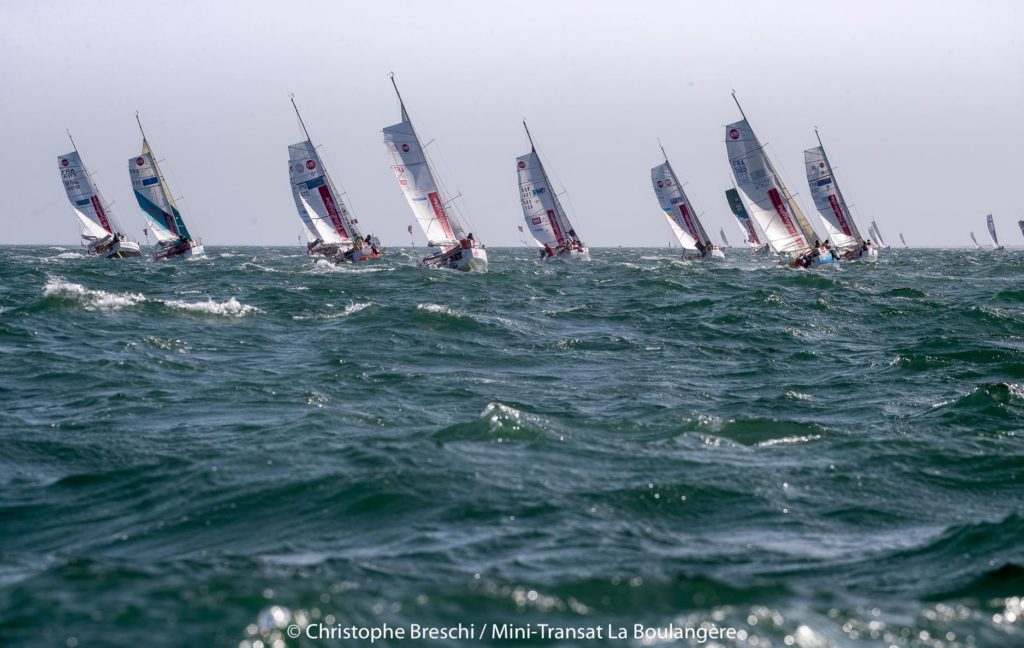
[
  {"x1": 827, "y1": 195, "x2": 853, "y2": 236},
  {"x1": 768, "y1": 188, "x2": 804, "y2": 246},
  {"x1": 678, "y1": 205, "x2": 700, "y2": 241},
  {"x1": 428, "y1": 192, "x2": 455, "y2": 240},
  {"x1": 90, "y1": 196, "x2": 113, "y2": 233},
  {"x1": 317, "y1": 185, "x2": 348, "y2": 238},
  {"x1": 547, "y1": 210, "x2": 565, "y2": 244}
]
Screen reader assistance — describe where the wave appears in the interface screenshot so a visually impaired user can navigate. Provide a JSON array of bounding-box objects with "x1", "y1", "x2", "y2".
[
  {"x1": 42, "y1": 277, "x2": 259, "y2": 317},
  {"x1": 292, "y1": 302, "x2": 372, "y2": 320}
]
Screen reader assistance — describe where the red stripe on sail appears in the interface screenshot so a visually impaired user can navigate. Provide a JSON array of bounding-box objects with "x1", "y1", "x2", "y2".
[
  {"x1": 317, "y1": 185, "x2": 348, "y2": 238},
  {"x1": 547, "y1": 210, "x2": 565, "y2": 244},
  {"x1": 678, "y1": 205, "x2": 700, "y2": 242},
  {"x1": 744, "y1": 219, "x2": 760, "y2": 244},
  {"x1": 768, "y1": 188, "x2": 804, "y2": 247},
  {"x1": 827, "y1": 194, "x2": 853, "y2": 236},
  {"x1": 428, "y1": 192, "x2": 455, "y2": 240},
  {"x1": 90, "y1": 195, "x2": 112, "y2": 233}
]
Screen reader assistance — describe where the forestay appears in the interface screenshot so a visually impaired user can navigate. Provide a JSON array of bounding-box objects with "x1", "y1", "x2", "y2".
[
  {"x1": 651, "y1": 161, "x2": 711, "y2": 251},
  {"x1": 288, "y1": 140, "x2": 355, "y2": 244},
  {"x1": 59, "y1": 151, "x2": 118, "y2": 241},
  {"x1": 726, "y1": 119, "x2": 817, "y2": 256},
  {"x1": 804, "y1": 146, "x2": 863, "y2": 252}
]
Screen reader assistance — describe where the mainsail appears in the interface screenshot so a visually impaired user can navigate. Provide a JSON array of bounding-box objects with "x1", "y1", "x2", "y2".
[
  {"x1": 128, "y1": 117, "x2": 194, "y2": 243},
  {"x1": 650, "y1": 146, "x2": 711, "y2": 251},
  {"x1": 518, "y1": 122, "x2": 584, "y2": 249},
  {"x1": 899, "y1": 232, "x2": 908, "y2": 248},
  {"x1": 725, "y1": 94, "x2": 819, "y2": 256},
  {"x1": 986, "y1": 214, "x2": 1001, "y2": 248},
  {"x1": 726, "y1": 187, "x2": 762, "y2": 246},
  {"x1": 382, "y1": 77, "x2": 466, "y2": 248},
  {"x1": 804, "y1": 131, "x2": 864, "y2": 253},
  {"x1": 970, "y1": 231, "x2": 980, "y2": 248},
  {"x1": 720, "y1": 228, "x2": 730, "y2": 247},
  {"x1": 869, "y1": 220, "x2": 888, "y2": 248},
  {"x1": 1018, "y1": 220, "x2": 1024, "y2": 238},
  {"x1": 59, "y1": 143, "x2": 122, "y2": 242}
]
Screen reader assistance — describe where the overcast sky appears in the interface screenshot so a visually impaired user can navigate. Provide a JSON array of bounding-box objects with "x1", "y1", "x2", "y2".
[{"x1": 2, "y1": 0, "x2": 1022, "y2": 247}]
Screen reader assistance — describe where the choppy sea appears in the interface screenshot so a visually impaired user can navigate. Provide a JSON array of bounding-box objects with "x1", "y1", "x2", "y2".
[{"x1": 1, "y1": 246, "x2": 1022, "y2": 647}]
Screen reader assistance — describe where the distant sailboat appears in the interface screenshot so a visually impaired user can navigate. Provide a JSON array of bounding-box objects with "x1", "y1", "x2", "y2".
[
  {"x1": 899, "y1": 232, "x2": 909, "y2": 248},
  {"x1": 59, "y1": 132, "x2": 141, "y2": 258},
  {"x1": 970, "y1": 231, "x2": 981, "y2": 249},
  {"x1": 518, "y1": 122, "x2": 589, "y2": 261},
  {"x1": 1018, "y1": 220, "x2": 1024, "y2": 239},
  {"x1": 719, "y1": 228, "x2": 731, "y2": 248},
  {"x1": 725, "y1": 92, "x2": 834, "y2": 268},
  {"x1": 868, "y1": 220, "x2": 888, "y2": 249},
  {"x1": 804, "y1": 129, "x2": 875, "y2": 261},
  {"x1": 129, "y1": 115, "x2": 204, "y2": 260},
  {"x1": 650, "y1": 143, "x2": 721, "y2": 259},
  {"x1": 288, "y1": 97, "x2": 381, "y2": 263},
  {"x1": 382, "y1": 75, "x2": 486, "y2": 271},
  {"x1": 987, "y1": 214, "x2": 1005, "y2": 250},
  {"x1": 726, "y1": 187, "x2": 770, "y2": 254}
]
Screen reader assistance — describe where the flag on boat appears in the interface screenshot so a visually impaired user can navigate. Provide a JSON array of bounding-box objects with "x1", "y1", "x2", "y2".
[
  {"x1": 407, "y1": 225, "x2": 413, "y2": 234},
  {"x1": 143, "y1": 228, "x2": 148, "y2": 236},
  {"x1": 518, "y1": 225, "x2": 523, "y2": 233}
]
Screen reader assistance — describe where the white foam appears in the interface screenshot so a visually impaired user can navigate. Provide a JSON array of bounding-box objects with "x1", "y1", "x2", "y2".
[
  {"x1": 417, "y1": 303, "x2": 461, "y2": 317},
  {"x1": 43, "y1": 277, "x2": 145, "y2": 311},
  {"x1": 292, "y1": 302, "x2": 372, "y2": 320},
  {"x1": 163, "y1": 297, "x2": 261, "y2": 317}
]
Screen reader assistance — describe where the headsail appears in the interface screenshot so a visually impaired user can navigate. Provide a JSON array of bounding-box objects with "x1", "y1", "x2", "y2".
[
  {"x1": 382, "y1": 77, "x2": 466, "y2": 248},
  {"x1": 518, "y1": 122, "x2": 584, "y2": 249},
  {"x1": 128, "y1": 117, "x2": 193, "y2": 243},
  {"x1": 650, "y1": 155, "x2": 711, "y2": 251},
  {"x1": 804, "y1": 133, "x2": 863, "y2": 253},
  {"x1": 986, "y1": 214, "x2": 1000, "y2": 248},
  {"x1": 59, "y1": 148, "x2": 120, "y2": 241},
  {"x1": 725, "y1": 98, "x2": 819, "y2": 256},
  {"x1": 726, "y1": 187, "x2": 762, "y2": 247}
]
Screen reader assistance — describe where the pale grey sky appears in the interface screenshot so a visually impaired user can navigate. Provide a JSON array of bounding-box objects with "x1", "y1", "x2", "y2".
[{"x1": 2, "y1": 0, "x2": 1022, "y2": 247}]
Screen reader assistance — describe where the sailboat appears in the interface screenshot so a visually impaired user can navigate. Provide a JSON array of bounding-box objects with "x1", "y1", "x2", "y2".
[
  {"x1": 970, "y1": 232, "x2": 981, "y2": 249},
  {"x1": 725, "y1": 92, "x2": 835, "y2": 268},
  {"x1": 868, "y1": 220, "x2": 889, "y2": 248},
  {"x1": 128, "y1": 115, "x2": 204, "y2": 260},
  {"x1": 288, "y1": 98, "x2": 381, "y2": 264},
  {"x1": 899, "y1": 232, "x2": 909, "y2": 248},
  {"x1": 650, "y1": 144, "x2": 721, "y2": 259},
  {"x1": 804, "y1": 129, "x2": 876, "y2": 261},
  {"x1": 517, "y1": 122, "x2": 589, "y2": 261},
  {"x1": 382, "y1": 75, "x2": 486, "y2": 271},
  {"x1": 719, "y1": 228, "x2": 731, "y2": 248},
  {"x1": 726, "y1": 187, "x2": 770, "y2": 254},
  {"x1": 59, "y1": 132, "x2": 141, "y2": 258},
  {"x1": 1018, "y1": 220, "x2": 1024, "y2": 239},
  {"x1": 986, "y1": 214, "x2": 1005, "y2": 250}
]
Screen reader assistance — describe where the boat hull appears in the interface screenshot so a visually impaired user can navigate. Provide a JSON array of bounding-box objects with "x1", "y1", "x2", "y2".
[
  {"x1": 98, "y1": 239, "x2": 142, "y2": 259},
  {"x1": 155, "y1": 240, "x2": 205, "y2": 261},
  {"x1": 789, "y1": 250, "x2": 839, "y2": 269},
  {"x1": 544, "y1": 247, "x2": 589, "y2": 261},
  {"x1": 419, "y1": 244, "x2": 488, "y2": 271}
]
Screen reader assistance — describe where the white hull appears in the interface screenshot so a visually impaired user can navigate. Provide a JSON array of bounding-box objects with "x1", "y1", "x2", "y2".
[
  {"x1": 543, "y1": 246, "x2": 589, "y2": 261},
  {"x1": 92, "y1": 238, "x2": 142, "y2": 259},
  {"x1": 155, "y1": 240, "x2": 205, "y2": 261},
  {"x1": 680, "y1": 246, "x2": 724, "y2": 261},
  {"x1": 308, "y1": 242, "x2": 385, "y2": 264},
  {"x1": 419, "y1": 244, "x2": 488, "y2": 272}
]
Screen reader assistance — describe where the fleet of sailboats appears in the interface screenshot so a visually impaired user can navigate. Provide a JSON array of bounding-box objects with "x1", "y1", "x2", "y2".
[
  {"x1": 59, "y1": 132, "x2": 141, "y2": 258},
  {"x1": 382, "y1": 75, "x2": 487, "y2": 271},
  {"x1": 650, "y1": 144, "x2": 721, "y2": 259},
  {"x1": 518, "y1": 122, "x2": 588, "y2": 261},
  {"x1": 51, "y1": 91, "x2": 986, "y2": 262},
  {"x1": 288, "y1": 97, "x2": 381, "y2": 264},
  {"x1": 129, "y1": 115, "x2": 205, "y2": 260}
]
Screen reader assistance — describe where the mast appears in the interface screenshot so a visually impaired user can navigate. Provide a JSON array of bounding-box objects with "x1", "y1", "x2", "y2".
[
  {"x1": 814, "y1": 127, "x2": 862, "y2": 242},
  {"x1": 523, "y1": 120, "x2": 577, "y2": 243},
  {"x1": 67, "y1": 129, "x2": 79, "y2": 152}
]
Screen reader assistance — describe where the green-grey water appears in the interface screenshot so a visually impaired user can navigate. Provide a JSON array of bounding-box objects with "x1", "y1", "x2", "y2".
[{"x1": 1, "y1": 246, "x2": 1022, "y2": 647}]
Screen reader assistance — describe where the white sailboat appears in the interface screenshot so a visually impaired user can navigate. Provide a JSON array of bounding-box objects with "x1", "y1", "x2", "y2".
[
  {"x1": 517, "y1": 122, "x2": 589, "y2": 261},
  {"x1": 1018, "y1": 220, "x2": 1024, "y2": 239},
  {"x1": 899, "y1": 232, "x2": 909, "y2": 248},
  {"x1": 986, "y1": 214, "x2": 1005, "y2": 250},
  {"x1": 970, "y1": 231, "x2": 981, "y2": 249},
  {"x1": 650, "y1": 144, "x2": 721, "y2": 259},
  {"x1": 726, "y1": 187, "x2": 770, "y2": 254},
  {"x1": 725, "y1": 92, "x2": 835, "y2": 268},
  {"x1": 719, "y1": 228, "x2": 731, "y2": 248},
  {"x1": 288, "y1": 97, "x2": 381, "y2": 264},
  {"x1": 868, "y1": 220, "x2": 889, "y2": 249},
  {"x1": 59, "y1": 132, "x2": 141, "y2": 258},
  {"x1": 128, "y1": 115, "x2": 204, "y2": 260},
  {"x1": 804, "y1": 129, "x2": 876, "y2": 261},
  {"x1": 382, "y1": 75, "x2": 486, "y2": 271}
]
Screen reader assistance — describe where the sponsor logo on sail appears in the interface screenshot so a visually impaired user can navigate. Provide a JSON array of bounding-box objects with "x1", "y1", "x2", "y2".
[
  {"x1": 135, "y1": 157, "x2": 145, "y2": 166},
  {"x1": 665, "y1": 179, "x2": 673, "y2": 186},
  {"x1": 61, "y1": 159, "x2": 69, "y2": 167},
  {"x1": 729, "y1": 128, "x2": 740, "y2": 140},
  {"x1": 518, "y1": 160, "x2": 526, "y2": 169},
  {"x1": 532, "y1": 217, "x2": 542, "y2": 225},
  {"x1": 819, "y1": 162, "x2": 825, "y2": 168},
  {"x1": 657, "y1": 180, "x2": 664, "y2": 188},
  {"x1": 402, "y1": 144, "x2": 410, "y2": 153},
  {"x1": 306, "y1": 160, "x2": 316, "y2": 170}
]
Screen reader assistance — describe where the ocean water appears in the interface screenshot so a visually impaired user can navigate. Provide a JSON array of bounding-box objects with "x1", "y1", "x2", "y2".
[{"x1": 0, "y1": 245, "x2": 1022, "y2": 648}]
